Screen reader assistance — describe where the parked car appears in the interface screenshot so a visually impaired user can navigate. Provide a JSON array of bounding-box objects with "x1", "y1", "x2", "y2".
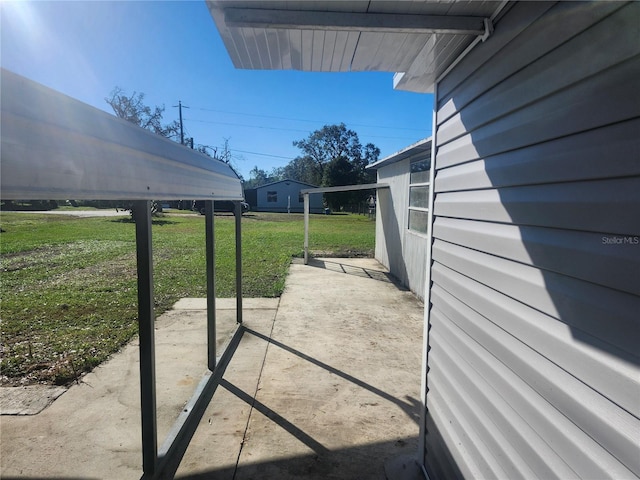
[{"x1": 192, "y1": 200, "x2": 250, "y2": 215}]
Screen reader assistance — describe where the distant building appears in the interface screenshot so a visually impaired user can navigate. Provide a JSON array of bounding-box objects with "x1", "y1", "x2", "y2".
[{"x1": 246, "y1": 179, "x2": 324, "y2": 213}]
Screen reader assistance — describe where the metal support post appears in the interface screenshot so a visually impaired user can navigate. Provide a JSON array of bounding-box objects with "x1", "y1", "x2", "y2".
[
  {"x1": 303, "y1": 193, "x2": 310, "y2": 264},
  {"x1": 234, "y1": 201, "x2": 243, "y2": 324},
  {"x1": 134, "y1": 200, "x2": 157, "y2": 476},
  {"x1": 205, "y1": 200, "x2": 216, "y2": 371}
]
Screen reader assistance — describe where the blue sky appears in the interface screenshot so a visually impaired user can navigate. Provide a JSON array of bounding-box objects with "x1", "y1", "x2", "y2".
[{"x1": 1, "y1": 1, "x2": 433, "y2": 180}]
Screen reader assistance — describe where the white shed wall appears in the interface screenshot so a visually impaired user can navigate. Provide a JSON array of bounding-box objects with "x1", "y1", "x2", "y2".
[
  {"x1": 424, "y1": 2, "x2": 640, "y2": 479},
  {"x1": 375, "y1": 159, "x2": 409, "y2": 285},
  {"x1": 375, "y1": 157, "x2": 429, "y2": 300}
]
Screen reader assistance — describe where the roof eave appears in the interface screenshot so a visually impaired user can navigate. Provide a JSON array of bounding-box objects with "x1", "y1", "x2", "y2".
[{"x1": 368, "y1": 137, "x2": 432, "y2": 170}]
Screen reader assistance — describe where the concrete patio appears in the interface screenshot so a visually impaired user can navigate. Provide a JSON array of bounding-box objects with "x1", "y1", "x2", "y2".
[{"x1": 1, "y1": 258, "x2": 424, "y2": 479}]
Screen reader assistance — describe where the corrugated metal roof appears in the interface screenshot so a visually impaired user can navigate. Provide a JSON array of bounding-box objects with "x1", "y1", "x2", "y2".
[
  {"x1": 1, "y1": 69, "x2": 243, "y2": 201},
  {"x1": 255, "y1": 178, "x2": 318, "y2": 190},
  {"x1": 207, "y1": 1, "x2": 504, "y2": 93},
  {"x1": 368, "y1": 136, "x2": 432, "y2": 169}
]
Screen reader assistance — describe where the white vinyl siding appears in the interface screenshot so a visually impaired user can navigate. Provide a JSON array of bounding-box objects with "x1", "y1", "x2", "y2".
[{"x1": 424, "y1": 2, "x2": 640, "y2": 479}]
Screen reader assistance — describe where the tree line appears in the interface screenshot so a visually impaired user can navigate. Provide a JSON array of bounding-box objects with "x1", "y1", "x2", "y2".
[
  {"x1": 105, "y1": 89, "x2": 381, "y2": 212},
  {"x1": 245, "y1": 123, "x2": 380, "y2": 211}
]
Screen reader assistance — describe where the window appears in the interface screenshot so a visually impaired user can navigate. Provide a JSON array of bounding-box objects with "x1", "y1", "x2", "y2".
[
  {"x1": 267, "y1": 191, "x2": 277, "y2": 202},
  {"x1": 298, "y1": 191, "x2": 304, "y2": 203},
  {"x1": 408, "y1": 157, "x2": 431, "y2": 234}
]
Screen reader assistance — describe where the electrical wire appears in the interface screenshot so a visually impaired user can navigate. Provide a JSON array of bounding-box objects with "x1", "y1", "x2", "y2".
[
  {"x1": 184, "y1": 117, "x2": 422, "y2": 141},
  {"x1": 193, "y1": 107, "x2": 426, "y2": 132}
]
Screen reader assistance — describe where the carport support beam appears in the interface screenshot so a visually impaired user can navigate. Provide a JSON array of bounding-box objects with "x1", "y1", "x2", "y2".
[
  {"x1": 304, "y1": 193, "x2": 309, "y2": 264},
  {"x1": 235, "y1": 201, "x2": 243, "y2": 324},
  {"x1": 134, "y1": 200, "x2": 158, "y2": 476},
  {"x1": 205, "y1": 200, "x2": 216, "y2": 370}
]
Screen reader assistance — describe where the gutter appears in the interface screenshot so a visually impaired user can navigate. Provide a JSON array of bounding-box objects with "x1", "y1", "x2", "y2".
[{"x1": 435, "y1": 0, "x2": 509, "y2": 84}]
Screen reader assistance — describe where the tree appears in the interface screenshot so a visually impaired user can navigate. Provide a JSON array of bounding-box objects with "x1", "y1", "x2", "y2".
[
  {"x1": 243, "y1": 166, "x2": 282, "y2": 189},
  {"x1": 289, "y1": 123, "x2": 380, "y2": 210},
  {"x1": 322, "y1": 156, "x2": 359, "y2": 210},
  {"x1": 280, "y1": 156, "x2": 320, "y2": 186},
  {"x1": 105, "y1": 87, "x2": 180, "y2": 140},
  {"x1": 105, "y1": 87, "x2": 181, "y2": 217}
]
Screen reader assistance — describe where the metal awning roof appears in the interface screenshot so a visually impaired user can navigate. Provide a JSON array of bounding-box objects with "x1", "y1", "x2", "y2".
[
  {"x1": 367, "y1": 136, "x2": 432, "y2": 169},
  {"x1": 207, "y1": 0, "x2": 505, "y2": 93},
  {"x1": 0, "y1": 68, "x2": 246, "y2": 477},
  {"x1": 1, "y1": 69, "x2": 243, "y2": 201}
]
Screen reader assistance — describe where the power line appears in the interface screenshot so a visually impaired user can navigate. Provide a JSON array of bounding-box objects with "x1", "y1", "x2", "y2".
[
  {"x1": 234, "y1": 149, "x2": 295, "y2": 160},
  {"x1": 184, "y1": 117, "x2": 421, "y2": 141},
  {"x1": 185, "y1": 118, "x2": 309, "y2": 133},
  {"x1": 193, "y1": 107, "x2": 426, "y2": 132}
]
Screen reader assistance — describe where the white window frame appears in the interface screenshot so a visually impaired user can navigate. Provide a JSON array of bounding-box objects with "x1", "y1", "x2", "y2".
[{"x1": 408, "y1": 157, "x2": 431, "y2": 235}]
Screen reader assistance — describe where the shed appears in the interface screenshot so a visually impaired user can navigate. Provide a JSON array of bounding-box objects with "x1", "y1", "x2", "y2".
[
  {"x1": 252, "y1": 179, "x2": 324, "y2": 213},
  {"x1": 367, "y1": 137, "x2": 432, "y2": 300},
  {"x1": 209, "y1": 1, "x2": 640, "y2": 479}
]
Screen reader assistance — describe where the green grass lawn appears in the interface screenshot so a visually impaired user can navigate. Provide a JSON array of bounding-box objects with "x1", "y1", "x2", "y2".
[{"x1": 0, "y1": 211, "x2": 374, "y2": 385}]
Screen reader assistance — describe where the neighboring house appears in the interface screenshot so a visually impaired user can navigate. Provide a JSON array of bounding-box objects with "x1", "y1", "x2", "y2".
[
  {"x1": 367, "y1": 138, "x2": 432, "y2": 301},
  {"x1": 250, "y1": 179, "x2": 324, "y2": 213},
  {"x1": 210, "y1": 1, "x2": 640, "y2": 479}
]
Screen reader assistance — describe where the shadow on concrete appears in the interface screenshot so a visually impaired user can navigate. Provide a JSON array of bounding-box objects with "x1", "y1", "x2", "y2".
[
  {"x1": 244, "y1": 327, "x2": 421, "y2": 426},
  {"x1": 151, "y1": 323, "x2": 420, "y2": 479},
  {"x1": 302, "y1": 258, "x2": 407, "y2": 290},
  {"x1": 2, "y1": 478, "x2": 97, "y2": 480},
  {"x1": 149, "y1": 326, "x2": 245, "y2": 480},
  {"x1": 173, "y1": 436, "x2": 419, "y2": 480},
  {"x1": 220, "y1": 378, "x2": 330, "y2": 455}
]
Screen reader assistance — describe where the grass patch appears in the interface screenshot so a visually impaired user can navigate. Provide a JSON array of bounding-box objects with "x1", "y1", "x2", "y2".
[{"x1": 0, "y1": 211, "x2": 374, "y2": 385}]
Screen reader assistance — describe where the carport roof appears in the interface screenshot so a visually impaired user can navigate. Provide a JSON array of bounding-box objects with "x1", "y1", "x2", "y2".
[
  {"x1": 367, "y1": 137, "x2": 432, "y2": 169},
  {"x1": 1, "y1": 69, "x2": 243, "y2": 201},
  {"x1": 206, "y1": 0, "x2": 505, "y2": 93}
]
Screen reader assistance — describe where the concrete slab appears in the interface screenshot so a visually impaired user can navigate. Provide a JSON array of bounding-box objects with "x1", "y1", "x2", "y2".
[
  {"x1": 0, "y1": 259, "x2": 424, "y2": 479},
  {"x1": 0, "y1": 301, "x2": 263, "y2": 479},
  {"x1": 231, "y1": 259, "x2": 424, "y2": 480},
  {"x1": 173, "y1": 297, "x2": 280, "y2": 311},
  {"x1": 0, "y1": 386, "x2": 66, "y2": 415}
]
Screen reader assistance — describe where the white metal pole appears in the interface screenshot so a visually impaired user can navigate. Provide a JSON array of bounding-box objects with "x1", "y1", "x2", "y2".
[{"x1": 304, "y1": 193, "x2": 309, "y2": 264}]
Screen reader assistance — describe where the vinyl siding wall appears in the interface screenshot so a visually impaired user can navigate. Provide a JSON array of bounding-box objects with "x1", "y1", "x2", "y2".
[
  {"x1": 375, "y1": 155, "x2": 430, "y2": 300},
  {"x1": 424, "y1": 2, "x2": 640, "y2": 479}
]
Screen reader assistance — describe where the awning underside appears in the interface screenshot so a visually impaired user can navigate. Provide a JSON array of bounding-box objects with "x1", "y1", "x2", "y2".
[{"x1": 207, "y1": 0, "x2": 503, "y2": 93}]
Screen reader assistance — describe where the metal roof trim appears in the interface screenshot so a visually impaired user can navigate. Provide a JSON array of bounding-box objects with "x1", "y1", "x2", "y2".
[
  {"x1": 368, "y1": 137, "x2": 432, "y2": 170},
  {"x1": 1, "y1": 69, "x2": 243, "y2": 201}
]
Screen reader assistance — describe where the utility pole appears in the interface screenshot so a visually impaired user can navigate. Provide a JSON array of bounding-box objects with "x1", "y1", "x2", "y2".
[{"x1": 173, "y1": 100, "x2": 189, "y2": 145}]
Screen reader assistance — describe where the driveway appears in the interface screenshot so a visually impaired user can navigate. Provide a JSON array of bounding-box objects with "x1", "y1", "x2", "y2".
[{"x1": 12, "y1": 209, "x2": 128, "y2": 217}]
